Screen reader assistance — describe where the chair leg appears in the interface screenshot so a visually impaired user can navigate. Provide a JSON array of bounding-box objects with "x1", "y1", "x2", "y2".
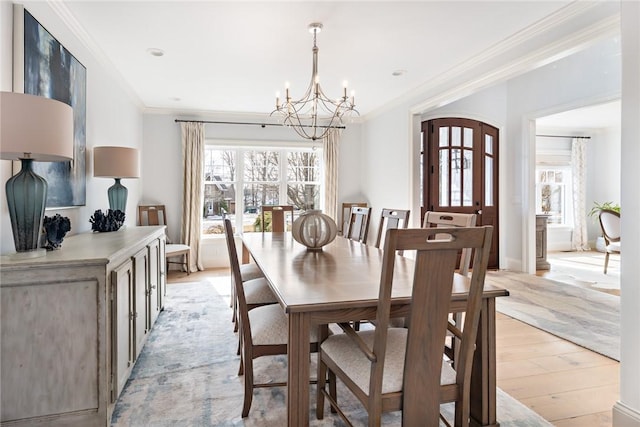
[
  {"x1": 328, "y1": 369, "x2": 337, "y2": 414},
  {"x1": 316, "y1": 355, "x2": 327, "y2": 419},
  {"x1": 604, "y1": 251, "x2": 610, "y2": 274},
  {"x1": 241, "y1": 354, "x2": 254, "y2": 417},
  {"x1": 185, "y1": 252, "x2": 191, "y2": 275}
]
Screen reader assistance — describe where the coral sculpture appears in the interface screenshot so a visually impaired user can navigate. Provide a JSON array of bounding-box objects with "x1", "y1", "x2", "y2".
[
  {"x1": 41, "y1": 214, "x2": 71, "y2": 250},
  {"x1": 90, "y1": 209, "x2": 125, "y2": 232}
]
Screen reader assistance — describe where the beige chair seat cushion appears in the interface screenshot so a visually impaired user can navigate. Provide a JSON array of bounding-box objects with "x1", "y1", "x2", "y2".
[
  {"x1": 321, "y1": 328, "x2": 456, "y2": 395},
  {"x1": 240, "y1": 263, "x2": 264, "y2": 281},
  {"x1": 244, "y1": 277, "x2": 277, "y2": 305},
  {"x1": 166, "y1": 243, "x2": 190, "y2": 257},
  {"x1": 249, "y1": 304, "x2": 320, "y2": 346}
]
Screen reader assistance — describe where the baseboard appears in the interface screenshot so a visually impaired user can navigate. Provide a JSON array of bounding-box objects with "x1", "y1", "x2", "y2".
[{"x1": 613, "y1": 402, "x2": 640, "y2": 427}]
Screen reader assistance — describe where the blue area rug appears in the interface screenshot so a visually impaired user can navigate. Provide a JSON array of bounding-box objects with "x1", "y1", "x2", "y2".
[
  {"x1": 111, "y1": 278, "x2": 552, "y2": 426},
  {"x1": 489, "y1": 271, "x2": 620, "y2": 361}
]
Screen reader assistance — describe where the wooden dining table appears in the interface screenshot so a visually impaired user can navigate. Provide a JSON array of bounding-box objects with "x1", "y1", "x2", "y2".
[{"x1": 241, "y1": 232, "x2": 508, "y2": 427}]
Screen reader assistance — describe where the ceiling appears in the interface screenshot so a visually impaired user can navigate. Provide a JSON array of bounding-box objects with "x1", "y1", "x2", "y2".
[
  {"x1": 50, "y1": 1, "x2": 592, "y2": 118},
  {"x1": 51, "y1": 1, "x2": 570, "y2": 115},
  {"x1": 537, "y1": 100, "x2": 621, "y2": 131}
]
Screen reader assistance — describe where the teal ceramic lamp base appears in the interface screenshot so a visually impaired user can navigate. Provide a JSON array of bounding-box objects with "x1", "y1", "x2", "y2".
[
  {"x1": 107, "y1": 178, "x2": 128, "y2": 212},
  {"x1": 5, "y1": 158, "x2": 47, "y2": 253}
]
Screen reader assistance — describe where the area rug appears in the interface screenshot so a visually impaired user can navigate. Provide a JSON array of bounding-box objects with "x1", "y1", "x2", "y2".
[
  {"x1": 547, "y1": 250, "x2": 620, "y2": 291},
  {"x1": 489, "y1": 270, "x2": 620, "y2": 361},
  {"x1": 111, "y1": 278, "x2": 552, "y2": 426}
]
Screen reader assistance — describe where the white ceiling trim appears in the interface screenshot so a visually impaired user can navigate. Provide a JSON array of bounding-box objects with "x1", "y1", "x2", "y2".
[{"x1": 406, "y1": 13, "x2": 619, "y2": 116}]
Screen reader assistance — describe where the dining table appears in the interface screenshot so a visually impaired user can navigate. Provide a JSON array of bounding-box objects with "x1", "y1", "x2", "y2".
[{"x1": 241, "y1": 232, "x2": 509, "y2": 427}]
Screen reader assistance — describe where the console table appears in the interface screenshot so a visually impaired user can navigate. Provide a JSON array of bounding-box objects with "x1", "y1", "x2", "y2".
[{"x1": 0, "y1": 226, "x2": 166, "y2": 426}]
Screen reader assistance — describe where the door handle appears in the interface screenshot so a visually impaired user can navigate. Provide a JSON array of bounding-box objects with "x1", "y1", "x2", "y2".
[{"x1": 475, "y1": 209, "x2": 482, "y2": 215}]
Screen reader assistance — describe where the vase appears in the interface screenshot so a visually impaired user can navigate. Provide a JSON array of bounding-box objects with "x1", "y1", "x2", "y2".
[{"x1": 292, "y1": 210, "x2": 337, "y2": 251}]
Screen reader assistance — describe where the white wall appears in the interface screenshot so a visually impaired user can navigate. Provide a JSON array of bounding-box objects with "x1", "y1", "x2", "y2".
[{"x1": 0, "y1": 2, "x2": 144, "y2": 254}]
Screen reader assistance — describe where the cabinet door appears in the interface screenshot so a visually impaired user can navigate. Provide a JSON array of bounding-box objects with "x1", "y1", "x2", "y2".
[
  {"x1": 147, "y1": 238, "x2": 161, "y2": 327},
  {"x1": 132, "y1": 249, "x2": 148, "y2": 359},
  {"x1": 111, "y1": 259, "x2": 134, "y2": 401}
]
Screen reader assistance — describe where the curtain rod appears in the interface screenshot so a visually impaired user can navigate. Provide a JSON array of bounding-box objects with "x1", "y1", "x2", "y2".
[
  {"x1": 174, "y1": 119, "x2": 345, "y2": 130},
  {"x1": 536, "y1": 134, "x2": 591, "y2": 139}
]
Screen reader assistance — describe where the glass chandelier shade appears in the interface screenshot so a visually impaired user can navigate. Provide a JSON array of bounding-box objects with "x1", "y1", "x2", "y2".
[
  {"x1": 0, "y1": 92, "x2": 74, "y2": 253},
  {"x1": 93, "y1": 146, "x2": 140, "y2": 213},
  {"x1": 271, "y1": 23, "x2": 359, "y2": 141}
]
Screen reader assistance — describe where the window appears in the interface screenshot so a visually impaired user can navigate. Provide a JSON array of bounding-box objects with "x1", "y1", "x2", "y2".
[
  {"x1": 202, "y1": 143, "x2": 322, "y2": 235},
  {"x1": 535, "y1": 166, "x2": 572, "y2": 225}
]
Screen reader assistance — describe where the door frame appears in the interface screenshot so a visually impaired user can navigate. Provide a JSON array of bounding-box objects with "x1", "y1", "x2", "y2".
[{"x1": 410, "y1": 112, "x2": 507, "y2": 270}]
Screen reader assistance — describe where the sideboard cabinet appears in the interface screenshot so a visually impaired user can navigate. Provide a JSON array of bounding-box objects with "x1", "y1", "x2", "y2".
[{"x1": 0, "y1": 226, "x2": 166, "y2": 426}]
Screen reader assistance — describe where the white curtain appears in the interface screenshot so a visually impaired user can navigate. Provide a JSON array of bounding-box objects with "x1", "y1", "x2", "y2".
[
  {"x1": 323, "y1": 131, "x2": 339, "y2": 222},
  {"x1": 180, "y1": 122, "x2": 205, "y2": 272},
  {"x1": 571, "y1": 138, "x2": 590, "y2": 251}
]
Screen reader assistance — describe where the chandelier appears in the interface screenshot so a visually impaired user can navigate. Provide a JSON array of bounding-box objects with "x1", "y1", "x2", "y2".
[{"x1": 271, "y1": 23, "x2": 359, "y2": 141}]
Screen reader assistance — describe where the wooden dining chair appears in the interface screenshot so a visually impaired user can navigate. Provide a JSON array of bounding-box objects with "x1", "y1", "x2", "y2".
[
  {"x1": 598, "y1": 209, "x2": 620, "y2": 274},
  {"x1": 316, "y1": 226, "x2": 493, "y2": 427},
  {"x1": 225, "y1": 217, "x2": 325, "y2": 417},
  {"x1": 138, "y1": 204, "x2": 191, "y2": 274},
  {"x1": 345, "y1": 206, "x2": 372, "y2": 244},
  {"x1": 260, "y1": 205, "x2": 294, "y2": 232},
  {"x1": 374, "y1": 208, "x2": 411, "y2": 251},
  {"x1": 341, "y1": 202, "x2": 368, "y2": 234},
  {"x1": 223, "y1": 218, "x2": 276, "y2": 333}
]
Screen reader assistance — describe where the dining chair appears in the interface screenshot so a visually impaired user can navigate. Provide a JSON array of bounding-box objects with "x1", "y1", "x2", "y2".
[
  {"x1": 598, "y1": 209, "x2": 620, "y2": 274},
  {"x1": 316, "y1": 226, "x2": 493, "y2": 427},
  {"x1": 374, "y1": 208, "x2": 411, "y2": 251},
  {"x1": 223, "y1": 218, "x2": 276, "y2": 333},
  {"x1": 345, "y1": 206, "x2": 372, "y2": 244},
  {"x1": 260, "y1": 205, "x2": 294, "y2": 232},
  {"x1": 138, "y1": 204, "x2": 191, "y2": 274},
  {"x1": 224, "y1": 217, "x2": 325, "y2": 417},
  {"x1": 341, "y1": 202, "x2": 368, "y2": 235}
]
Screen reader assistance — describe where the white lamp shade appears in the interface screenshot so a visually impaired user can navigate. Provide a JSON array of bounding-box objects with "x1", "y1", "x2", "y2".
[
  {"x1": 0, "y1": 91, "x2": 74, "y2": 161},
  {"x1": 93, "y1": 146, "x2": 140, "y2": 178}
]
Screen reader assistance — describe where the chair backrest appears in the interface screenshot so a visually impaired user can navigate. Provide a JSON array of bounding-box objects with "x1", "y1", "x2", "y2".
[
  {"x1": 599, "y1": 209, "x2": 620, "y2": 245},
  {"x1": 345, "y1": 206, "x2": 372, "y2": 244},
  {"x1": 371, "y1": 226, "x2": 493, "y2": 422},
  {"x1": 374, "y1": 208, "x2": 410, "y2": 249},
  {"x1": 423, "y1": 211, "x2": 477, "y2": 276},
  {"x1": 260, "y1": 205, "x2": 294, "y2": 232},
  {"x1": 341, "y1": 202, "x2": 367, "y2": 234},
  {"x1": 138, "y1": 204, "x2": 168, "y2": 227}
]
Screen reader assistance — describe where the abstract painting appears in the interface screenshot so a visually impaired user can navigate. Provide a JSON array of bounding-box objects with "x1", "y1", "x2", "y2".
[{"x1": 17, "y1": 7, "x2": 87, "y2": 207}]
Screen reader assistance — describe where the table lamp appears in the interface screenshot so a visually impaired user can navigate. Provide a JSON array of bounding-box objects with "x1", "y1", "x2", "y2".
[
  {"x1": 0, "y1": 91, "x2": 74, "y2": 254},
  {"x1": 93, "y1": 146, "x2": 140, "y2": 212}
]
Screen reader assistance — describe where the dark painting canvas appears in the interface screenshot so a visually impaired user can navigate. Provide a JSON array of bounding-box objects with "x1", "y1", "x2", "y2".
[{"x1": 23, "y1": 9, "x2": 87, "y2": 207}]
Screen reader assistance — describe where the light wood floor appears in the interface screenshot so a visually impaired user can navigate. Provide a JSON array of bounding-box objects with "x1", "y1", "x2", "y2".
[{"x1": 168, "y1": 266, "x2": 620, "y2": 426}]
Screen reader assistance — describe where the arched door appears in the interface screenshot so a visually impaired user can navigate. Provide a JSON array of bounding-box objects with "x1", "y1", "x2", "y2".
[{"x1": 421, "y1": 118, "x2": 499, "y2": 268}]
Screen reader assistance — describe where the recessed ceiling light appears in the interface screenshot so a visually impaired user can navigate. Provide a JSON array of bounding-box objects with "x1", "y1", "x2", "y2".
[
  {"x1": 392, "y1": 69, "x2": 407, "y2": 77},
  {"x1": 170, "y1": 97, "x2": 181, "y2": 102},
  {"x1": 147, "y1": 48, "x2": 165, "y2": 57}
]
